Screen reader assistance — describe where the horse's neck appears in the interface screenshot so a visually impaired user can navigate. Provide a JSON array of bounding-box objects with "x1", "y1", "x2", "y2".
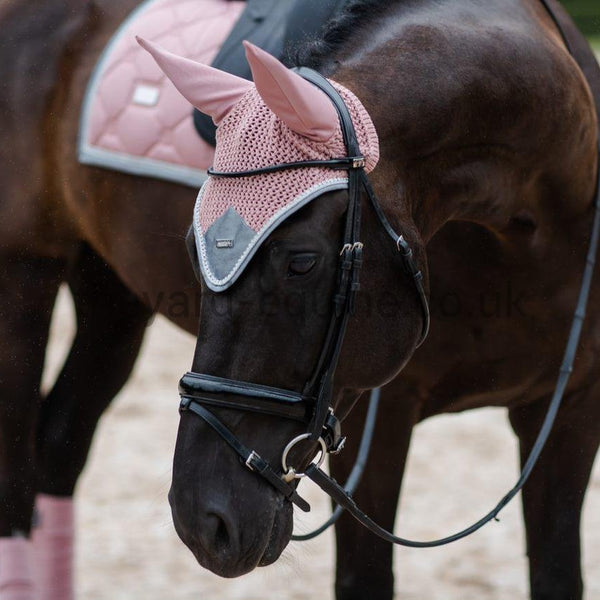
[{"x1": 333, "y1": 0, "x2": 598, "y2": 244}]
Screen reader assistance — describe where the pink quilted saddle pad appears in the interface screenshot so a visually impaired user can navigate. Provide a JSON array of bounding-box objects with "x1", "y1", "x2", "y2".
[{"x1": 78, "y1": 0, "x2": 244, "y2": 187}]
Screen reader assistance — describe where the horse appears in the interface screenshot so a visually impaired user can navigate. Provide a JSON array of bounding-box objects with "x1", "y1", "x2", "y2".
[
  {"x1": 142, "y1": 1, "x2": 600, "y2": 599},
  {"x1": 0, "y1": 0, "x2": 597, "y2": 599}
]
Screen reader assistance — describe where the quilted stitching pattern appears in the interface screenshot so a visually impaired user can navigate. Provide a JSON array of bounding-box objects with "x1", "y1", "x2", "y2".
[{"x1": 81, "y1": 0, "x2": 244, "y2": 174}]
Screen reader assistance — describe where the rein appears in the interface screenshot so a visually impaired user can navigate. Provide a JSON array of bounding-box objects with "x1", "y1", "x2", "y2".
[{"x1": 179, "y1": 16, "x2": 600, "y2": 546}]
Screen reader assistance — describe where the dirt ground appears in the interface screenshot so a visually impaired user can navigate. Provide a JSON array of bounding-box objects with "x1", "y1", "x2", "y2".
[{"x1": 43, "y1": 287, "x2": 599, "y2": 600}]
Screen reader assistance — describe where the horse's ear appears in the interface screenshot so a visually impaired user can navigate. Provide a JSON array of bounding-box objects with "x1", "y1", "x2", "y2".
[
  {"x1": 243, "y1": 41, "x2": 338, "y2": 142},
  {"x1": 136, "y1": 37, "x2": 252, "y2": 124}
]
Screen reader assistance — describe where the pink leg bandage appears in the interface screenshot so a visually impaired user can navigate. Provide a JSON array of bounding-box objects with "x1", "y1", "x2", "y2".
[
  {"x1": 0, "y1": 536, "x2": 35, "y2": 600},
  {"x1": 32, "y1": 495, "x2": 74, "y2": 600}
]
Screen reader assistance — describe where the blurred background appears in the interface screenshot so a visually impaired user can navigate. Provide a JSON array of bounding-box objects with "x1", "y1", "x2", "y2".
[{"x1": 563, "y1": 0, "x2": 600, "y2": 47}]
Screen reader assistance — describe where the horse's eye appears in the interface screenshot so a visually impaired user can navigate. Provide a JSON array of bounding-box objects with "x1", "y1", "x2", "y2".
[{"x1": 287, "y1": 254, "x2": 318, "y2": 277}]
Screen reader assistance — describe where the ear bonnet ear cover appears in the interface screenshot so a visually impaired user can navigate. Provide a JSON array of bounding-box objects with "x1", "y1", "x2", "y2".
[
  {"x1": 194, "y1": 77, "x2": 379, "y2": 291},
  {"x1": 139, "y1": 37, "x2": 379, "y2": 291}
]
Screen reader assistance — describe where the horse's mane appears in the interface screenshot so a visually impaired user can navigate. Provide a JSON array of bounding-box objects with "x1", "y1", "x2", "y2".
[{"x1": 295, "y1": 0, "x2": 393, "y2": 69}]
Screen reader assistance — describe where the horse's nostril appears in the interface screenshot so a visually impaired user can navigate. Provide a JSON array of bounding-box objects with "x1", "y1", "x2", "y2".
[{"x1": 202, "y1": 512, "x2": 233, "y2": 554}]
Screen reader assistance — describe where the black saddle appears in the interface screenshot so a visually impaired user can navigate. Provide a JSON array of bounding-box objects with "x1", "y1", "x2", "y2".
[{"x1": 193, "y1": 0, "x2": 348, "y2": 146}]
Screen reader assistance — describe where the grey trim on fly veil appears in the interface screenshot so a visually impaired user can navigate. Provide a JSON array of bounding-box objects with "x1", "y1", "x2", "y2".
[{"x1": 193, "y1": 178, "x2": 348, "y2": 291}]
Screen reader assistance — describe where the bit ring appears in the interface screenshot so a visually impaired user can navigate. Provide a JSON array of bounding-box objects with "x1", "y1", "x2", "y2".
[{"x1": 281, "y1": 434, "x2": 327, "y2": 480}]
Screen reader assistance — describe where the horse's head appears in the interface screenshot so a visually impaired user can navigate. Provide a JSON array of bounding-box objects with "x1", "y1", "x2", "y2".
[{"x1": 140, "y1": 38, "x2": 427, "y2": 577}]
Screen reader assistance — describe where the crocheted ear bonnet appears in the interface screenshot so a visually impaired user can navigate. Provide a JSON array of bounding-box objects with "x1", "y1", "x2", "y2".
[{"x1": 139, "y1": 38, "x2": 379, "y2": 291}]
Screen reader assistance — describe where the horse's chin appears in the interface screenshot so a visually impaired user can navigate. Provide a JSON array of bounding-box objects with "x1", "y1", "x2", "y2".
[{"x1": 257, "y1": 503, "x2": 293, "y2": 568}]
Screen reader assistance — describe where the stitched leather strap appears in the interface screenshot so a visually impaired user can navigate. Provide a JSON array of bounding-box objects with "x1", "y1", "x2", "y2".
[
  {"x1": 207, "y1": 157, "x2": 366, "y2": 178},
  {"x1": 291, "y1": 387, "x2": 381, "y2": 541},
  {"x1": 180, "y1": 399, "x2": 311, "y2": 512},
  {"x1": 302, "y1": 142, "x2": 600, "y2": 545}
]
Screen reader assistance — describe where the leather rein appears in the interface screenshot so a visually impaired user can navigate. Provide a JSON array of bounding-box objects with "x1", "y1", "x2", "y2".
[{"x1": 179, "y1": 27, "x2": 600, "y2": 546}]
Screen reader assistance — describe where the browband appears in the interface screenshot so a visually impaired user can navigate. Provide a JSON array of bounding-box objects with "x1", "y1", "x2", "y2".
[{"x1": 207, "y1": 157, "x2": 366, "y2": 178}]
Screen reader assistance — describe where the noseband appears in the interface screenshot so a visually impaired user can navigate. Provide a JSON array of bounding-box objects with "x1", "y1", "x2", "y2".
[{"x1": 179, "y1": 67, "x2": 430, "y2": 513}]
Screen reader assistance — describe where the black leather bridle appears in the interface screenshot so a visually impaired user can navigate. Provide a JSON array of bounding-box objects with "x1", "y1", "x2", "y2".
[
  {"x1": 179, "y1": 67, "x2": 430, "y2": 514},
  {"x1": 179, "y1": 21, "x2": 600, "y2": 546}
]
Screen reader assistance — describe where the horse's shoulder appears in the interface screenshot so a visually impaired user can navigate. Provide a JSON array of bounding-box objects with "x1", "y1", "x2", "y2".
[
  {"x1": 388, "y1": 2, "x2": 593, "y2": 109},
  {"x1": 356, "y1": 2, "x2": 598, "y2": 234}
]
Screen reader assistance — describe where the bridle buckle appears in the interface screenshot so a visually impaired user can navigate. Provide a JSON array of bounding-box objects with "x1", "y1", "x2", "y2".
[
  {"x1": 245, "y1": 450, "x2": 260, "y2": 472},
  {"x1": 329, "y1": 436, "x2": 347, "y2": 455},
  {"x1": 340, "y1": 243, "x2": 353, "y2": 256}
]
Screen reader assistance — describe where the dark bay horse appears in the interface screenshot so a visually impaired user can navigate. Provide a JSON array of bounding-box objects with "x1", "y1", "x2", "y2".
[
  {"x1": 149, "y1": 1, "x2": 600, "y2": 599},
  {"x1": 0, "y1": 0, "x2": 598, "y2": 599}
]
